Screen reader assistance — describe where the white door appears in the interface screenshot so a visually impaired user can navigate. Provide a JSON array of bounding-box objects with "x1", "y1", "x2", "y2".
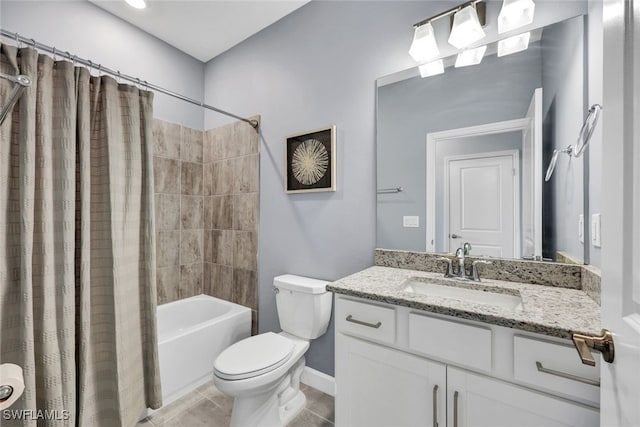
[
  {"x1": 447, "y1": 367, "x2": 599, "y2": 427},
  {"x1": 522, "y1": 88, "x2": 543, "y2": 260},
  {"x1": 335, "y1": 334, "x2": 446, "y2": 427},
  {"x1": 447, "y1": 153, "x2": 518, "y2": 258},
  {"x1": 600, "y1": 0, "x2": 640, "y2": 425}
]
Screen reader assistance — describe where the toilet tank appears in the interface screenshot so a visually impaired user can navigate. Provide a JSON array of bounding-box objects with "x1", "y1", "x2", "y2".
[{"x1": 274, "y1": 274, "x2": 333, "y2": 340}]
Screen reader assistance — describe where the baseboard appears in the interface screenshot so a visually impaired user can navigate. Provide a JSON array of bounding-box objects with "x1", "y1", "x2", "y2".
[{"x1": 301, "y1": 366, "x2": 335, "y2": 397}]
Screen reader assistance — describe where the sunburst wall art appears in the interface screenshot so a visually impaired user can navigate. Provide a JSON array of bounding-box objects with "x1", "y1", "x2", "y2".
[{"x1": 285, "y1": 126, "x2": 336, "y2": 194}]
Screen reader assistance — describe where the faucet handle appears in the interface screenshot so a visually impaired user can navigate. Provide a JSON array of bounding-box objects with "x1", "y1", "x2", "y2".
[
  {"x1": 471, "y1": 260, "x2": 492, "y2": 281},
  {"x1": 455, "y1": 248, "x2": 464, "y2": 258},
  {"x1": 436, "y1": 257, "x2": 454, "y2": 277}
]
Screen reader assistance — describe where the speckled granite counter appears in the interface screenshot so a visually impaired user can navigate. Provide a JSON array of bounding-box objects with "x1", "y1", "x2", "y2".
[{"x1": 327, "y1": 266, "x2": 601, "y2": 339}]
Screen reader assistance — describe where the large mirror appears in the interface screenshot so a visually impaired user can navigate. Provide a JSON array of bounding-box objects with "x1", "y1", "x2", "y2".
[{"x1": 377, "y1": 14, "x2": 591, "y2": 263}]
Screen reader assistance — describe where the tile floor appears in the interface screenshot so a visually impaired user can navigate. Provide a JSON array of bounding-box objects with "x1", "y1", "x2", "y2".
[{"x1": 137, "y1": 382, "x2": 334, "y2": 427}]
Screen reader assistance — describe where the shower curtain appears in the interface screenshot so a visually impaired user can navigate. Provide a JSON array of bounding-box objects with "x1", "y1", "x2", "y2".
[{"x1": 0, "y1": 44, "x2": 161, "y2": 426}]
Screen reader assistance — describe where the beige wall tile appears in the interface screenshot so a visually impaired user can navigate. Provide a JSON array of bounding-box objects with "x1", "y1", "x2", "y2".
[
  {"x1": 203, "y1": 263, "x2": 233, "y2": 301},
  {"x1": 155, "y1": 194, "x2": 180, "y2": 230},
  {"x1": 233, "y1": 154, "x2": 259, "y2": 194},
  {"x1": 153, "y1": 119, "x2": 181, "y2": 159},
  {"x1": 232, "y1": 193, "x2": 258, "y2": 231},
  {"x1": 157, "y1": 266, "x2": 179, "y2": 305},
  {"x1": 209, "y1": 160, "x2": 234, "y2": 195},
  {"x1": 181, "y1": 126, "x2": 203, "y2": 163},
  {"x1": 234, "y1": 231, "x2": 257, "y2": 271},
  {"x1": 180, "y1": 229, "x2": 203, "y2": 264},
  {"x1": 157, "y1": 230, "x2": 180, "y2": 268},
  {"x1": 205, "y1": 229, "x2": 234, "y2": 266},
  {"x1": 207, "y1": 195, "x2": 233, "y2": 230},
  {"x1": 181, "y1": 161, "x2": 203, "y2": 195},
  {"x1": 180, "y1": 263, "x2": 203, "y2": 298},
  {"x1": 204, "y1": 128, "x2": 224, "y2": 163},
  {"x1": 154, "y1": 156, "x2": 180, "y2": 194},
  {"x1": 181, "y1": 195, "x2": 204, "y2": 229},
  {"x1": 232, "y1": 268, "x2": 257, "y2": 310},
  {"x1": 203, "y1": 162, "x2": 213, "y2": 196}
]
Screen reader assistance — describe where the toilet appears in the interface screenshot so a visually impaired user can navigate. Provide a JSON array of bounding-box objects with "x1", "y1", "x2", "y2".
[{"x1": 213, "y1": 274, "x2": 332, "y2": 427}]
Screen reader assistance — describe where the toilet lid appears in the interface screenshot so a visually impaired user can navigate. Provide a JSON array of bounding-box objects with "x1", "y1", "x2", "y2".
[{"x1": 214, "y1": 332, "x2": 294, "y2": 380}]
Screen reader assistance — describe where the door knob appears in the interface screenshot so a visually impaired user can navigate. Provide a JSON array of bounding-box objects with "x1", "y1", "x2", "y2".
[
  {"x1": 572, "y1": 329, "x2": 615, "y2": 365},
  {"x1": 450, "y1": 234, "x2": 462, "y2": 239}
]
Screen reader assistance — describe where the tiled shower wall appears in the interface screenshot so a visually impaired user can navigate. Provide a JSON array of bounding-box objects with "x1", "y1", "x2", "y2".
[
  {"x1": 152, "y1": 117, "x2": 260, "y2": 334},
  {"x1": 203, "y1": 117, "x2": 260, "y2": 334},
  {"x1": 153, "y1": 120, "x2": 204, "y2": 304}
]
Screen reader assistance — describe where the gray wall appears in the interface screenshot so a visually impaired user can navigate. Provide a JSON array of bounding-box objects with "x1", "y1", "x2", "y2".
[
  {"x1": 377, "y1": 49, "x2": 542, "y2": 252},
  {"x1": 0, "y1": 0, "x2": 205, "y2": 130},
  {"x1": 203, "y1": 1, "x2": 457, "y2": 376},
  {"x1": 541, "y1": 16, "x2": 585, "y2": 263}
]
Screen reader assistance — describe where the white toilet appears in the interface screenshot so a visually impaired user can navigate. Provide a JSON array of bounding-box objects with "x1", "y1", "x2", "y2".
[{"x1": 213, "y1": 274, "x2": 332, "y2": 427}]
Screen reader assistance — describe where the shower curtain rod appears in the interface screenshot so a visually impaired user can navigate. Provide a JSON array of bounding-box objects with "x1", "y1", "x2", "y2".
[{"x1": 0, "y1": 29, "x2": 259, "y2": 129}]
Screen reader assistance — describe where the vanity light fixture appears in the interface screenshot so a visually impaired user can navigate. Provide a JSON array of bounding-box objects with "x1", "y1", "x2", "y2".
[
  {"x1": 125, "y1": 0, "x2": 146, "y2": 9},
  {"x1": 498, "y1": 0, "x2": 536, "y2": 34},
  {"x1": 455, "y1": 45, "x2": 487, "y2": 67},
  {"x1": 409, "y1": 23, "x2": 440, "y2": 63},
  {"x1": 497, "y1": 32, "x2": 531, "y2": 57},
  {"x1": 419, "y1": 59, "x2": 445, "y2": 78},
  {"x1": 448, "y1": 4, "x2": 487, "y2": 49}
]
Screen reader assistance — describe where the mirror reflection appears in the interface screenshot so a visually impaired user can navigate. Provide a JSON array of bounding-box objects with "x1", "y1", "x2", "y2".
[{"x1": 377, "y1": 15, "x2": 589, "y2": 263}]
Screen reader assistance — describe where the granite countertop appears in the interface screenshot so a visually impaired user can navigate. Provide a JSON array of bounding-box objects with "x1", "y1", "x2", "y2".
[{"x1": 327, "y1": 266, "x2": 601, "y2": 339}]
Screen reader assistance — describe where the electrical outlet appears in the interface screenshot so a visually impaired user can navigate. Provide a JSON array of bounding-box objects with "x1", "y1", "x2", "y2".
[
  {"x1": 591, "y1": 214, "x2": 601, "y2": 248},
  {"x1": 578, "y1": 214, "x2": 584, "y2": 243},
  {"x1": 403, "y1": 216, "x2": 420, "y2": 228}
]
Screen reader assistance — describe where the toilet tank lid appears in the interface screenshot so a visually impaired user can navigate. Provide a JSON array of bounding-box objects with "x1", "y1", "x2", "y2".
[{"x1": 274, "y1": 274, "x2": 329, "y2": 294}]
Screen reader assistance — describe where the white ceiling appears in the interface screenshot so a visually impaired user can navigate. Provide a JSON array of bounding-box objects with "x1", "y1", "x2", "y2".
[{"x1": 88, "y1": 0, "x2": 309, "y2": 62}]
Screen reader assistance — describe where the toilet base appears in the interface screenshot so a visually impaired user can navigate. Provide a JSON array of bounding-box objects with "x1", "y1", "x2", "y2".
[{"x1": 228, "y1": 357, "x2": 307, "y2": 427}]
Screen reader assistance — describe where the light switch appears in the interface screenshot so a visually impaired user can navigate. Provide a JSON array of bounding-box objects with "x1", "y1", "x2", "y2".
[
  {"x1": 578, "y1": 214, "x2": 584, "y2": 243},
  {"x1": 403, "y1": 216, "x2": 420, "y2": 228},
  {"x1": 591, "y1": 214, "x2": 601, "y2": 248}
]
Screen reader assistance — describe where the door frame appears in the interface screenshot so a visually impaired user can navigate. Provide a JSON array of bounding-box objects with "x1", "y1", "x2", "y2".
[
  {"x1": 443, "y1": 150, "x2": 521, "y2": 256},
  {"x1": 600, "y1": 0, "x2": 640, "y2": 423},
  {"x1": 426, "y1": 118, "x2": 530, "y2": 252}
]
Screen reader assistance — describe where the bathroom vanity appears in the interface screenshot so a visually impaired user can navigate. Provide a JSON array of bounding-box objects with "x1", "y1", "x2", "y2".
[{"x1": 329, "y1": 262, "x2": 601, "y2": 427}]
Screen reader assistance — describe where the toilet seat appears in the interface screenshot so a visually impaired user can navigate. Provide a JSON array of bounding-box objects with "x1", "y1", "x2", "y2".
[{"x1": 214, "y1": 332, "x2": 295, "y2": 380}]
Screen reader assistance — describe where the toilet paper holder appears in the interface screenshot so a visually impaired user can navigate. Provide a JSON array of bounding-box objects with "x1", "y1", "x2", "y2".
[{"x1": 0, "y1": 384, "x2": 13, "y2": 401}]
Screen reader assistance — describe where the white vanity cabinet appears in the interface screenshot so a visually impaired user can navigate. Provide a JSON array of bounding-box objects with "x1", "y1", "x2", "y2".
[{"x1": 335, "y1": 295, "x2": 600, "y2": 427}]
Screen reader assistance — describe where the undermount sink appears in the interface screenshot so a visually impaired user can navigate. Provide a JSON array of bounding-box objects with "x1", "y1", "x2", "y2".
[{"x1": 401, "y1": 278, "x2": 523, "y2": 310}]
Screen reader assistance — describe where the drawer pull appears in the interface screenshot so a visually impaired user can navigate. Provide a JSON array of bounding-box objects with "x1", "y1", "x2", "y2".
[
  {"x1": 453, "y1": 390, "x2": 459, "y2": 427},
  {"x1": 535, "y1": 361, "x2": 600, "y2": 387},
  {"x1": 345, "y1": 315, "x2": 382, "y2": 329},
  {"x1": 432, "y1": 384, "x2": 439, "y2": 427}
]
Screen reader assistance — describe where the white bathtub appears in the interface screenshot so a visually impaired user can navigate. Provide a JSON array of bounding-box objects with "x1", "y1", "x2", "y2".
[{"x1": 157, "y1": 294, "x2": 251, "y2": 405}]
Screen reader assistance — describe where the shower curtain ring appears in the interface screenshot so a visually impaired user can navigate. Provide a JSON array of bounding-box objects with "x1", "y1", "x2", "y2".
[
  {"x1": 52, "y1": 47, "x2": 57, "y2": 62},
  {"x1": 98, "y1": 64, "x2": 102, "y2": 76},
  {"x1": 117, "y1": 71, "x2": 121, "y2": 84},
  {"x1": 29, "y1": 38, "x2": 36, "y2": 48},
  {"x1": 144, "y1": 80, "x2": 149, "y2": 91}
]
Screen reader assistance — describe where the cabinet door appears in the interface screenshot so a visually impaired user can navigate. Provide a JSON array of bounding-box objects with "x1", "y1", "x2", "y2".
[
  {"x1": 447, "y1": 367, "x2": 599, "y2": 427},
  {"x1": 336, "y1": 333, "x2": 446, "y2": 427}
]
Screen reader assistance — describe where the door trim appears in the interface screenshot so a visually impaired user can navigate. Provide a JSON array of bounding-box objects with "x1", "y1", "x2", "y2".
[
  {"x1": 426, "y1": 118, "x2": 530, "y2": 252},
  {"x1": 443, "y1": 150, "x2": 521, "y2": 256}
]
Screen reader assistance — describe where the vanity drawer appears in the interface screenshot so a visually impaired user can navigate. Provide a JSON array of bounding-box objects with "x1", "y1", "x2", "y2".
[
  {"x1": 513, "y1": 335, "x2": 600, "y2": 406},
  {"x1": 408, "y1": 313, "x2": 492, "y2": 371},
  {"x1": 336, "y1": 298, "x2": 396, "y2": 344}
]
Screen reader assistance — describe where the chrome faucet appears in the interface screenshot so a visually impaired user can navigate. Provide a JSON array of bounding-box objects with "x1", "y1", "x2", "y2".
[{"x1": 437, "y1": 242, "x2": 492, "y2": 282}]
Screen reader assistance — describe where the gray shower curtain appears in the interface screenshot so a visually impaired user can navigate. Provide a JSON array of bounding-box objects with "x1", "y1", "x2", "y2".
[{"x1": 0, "y1": 44, "x2": 162, "y2": 426}]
